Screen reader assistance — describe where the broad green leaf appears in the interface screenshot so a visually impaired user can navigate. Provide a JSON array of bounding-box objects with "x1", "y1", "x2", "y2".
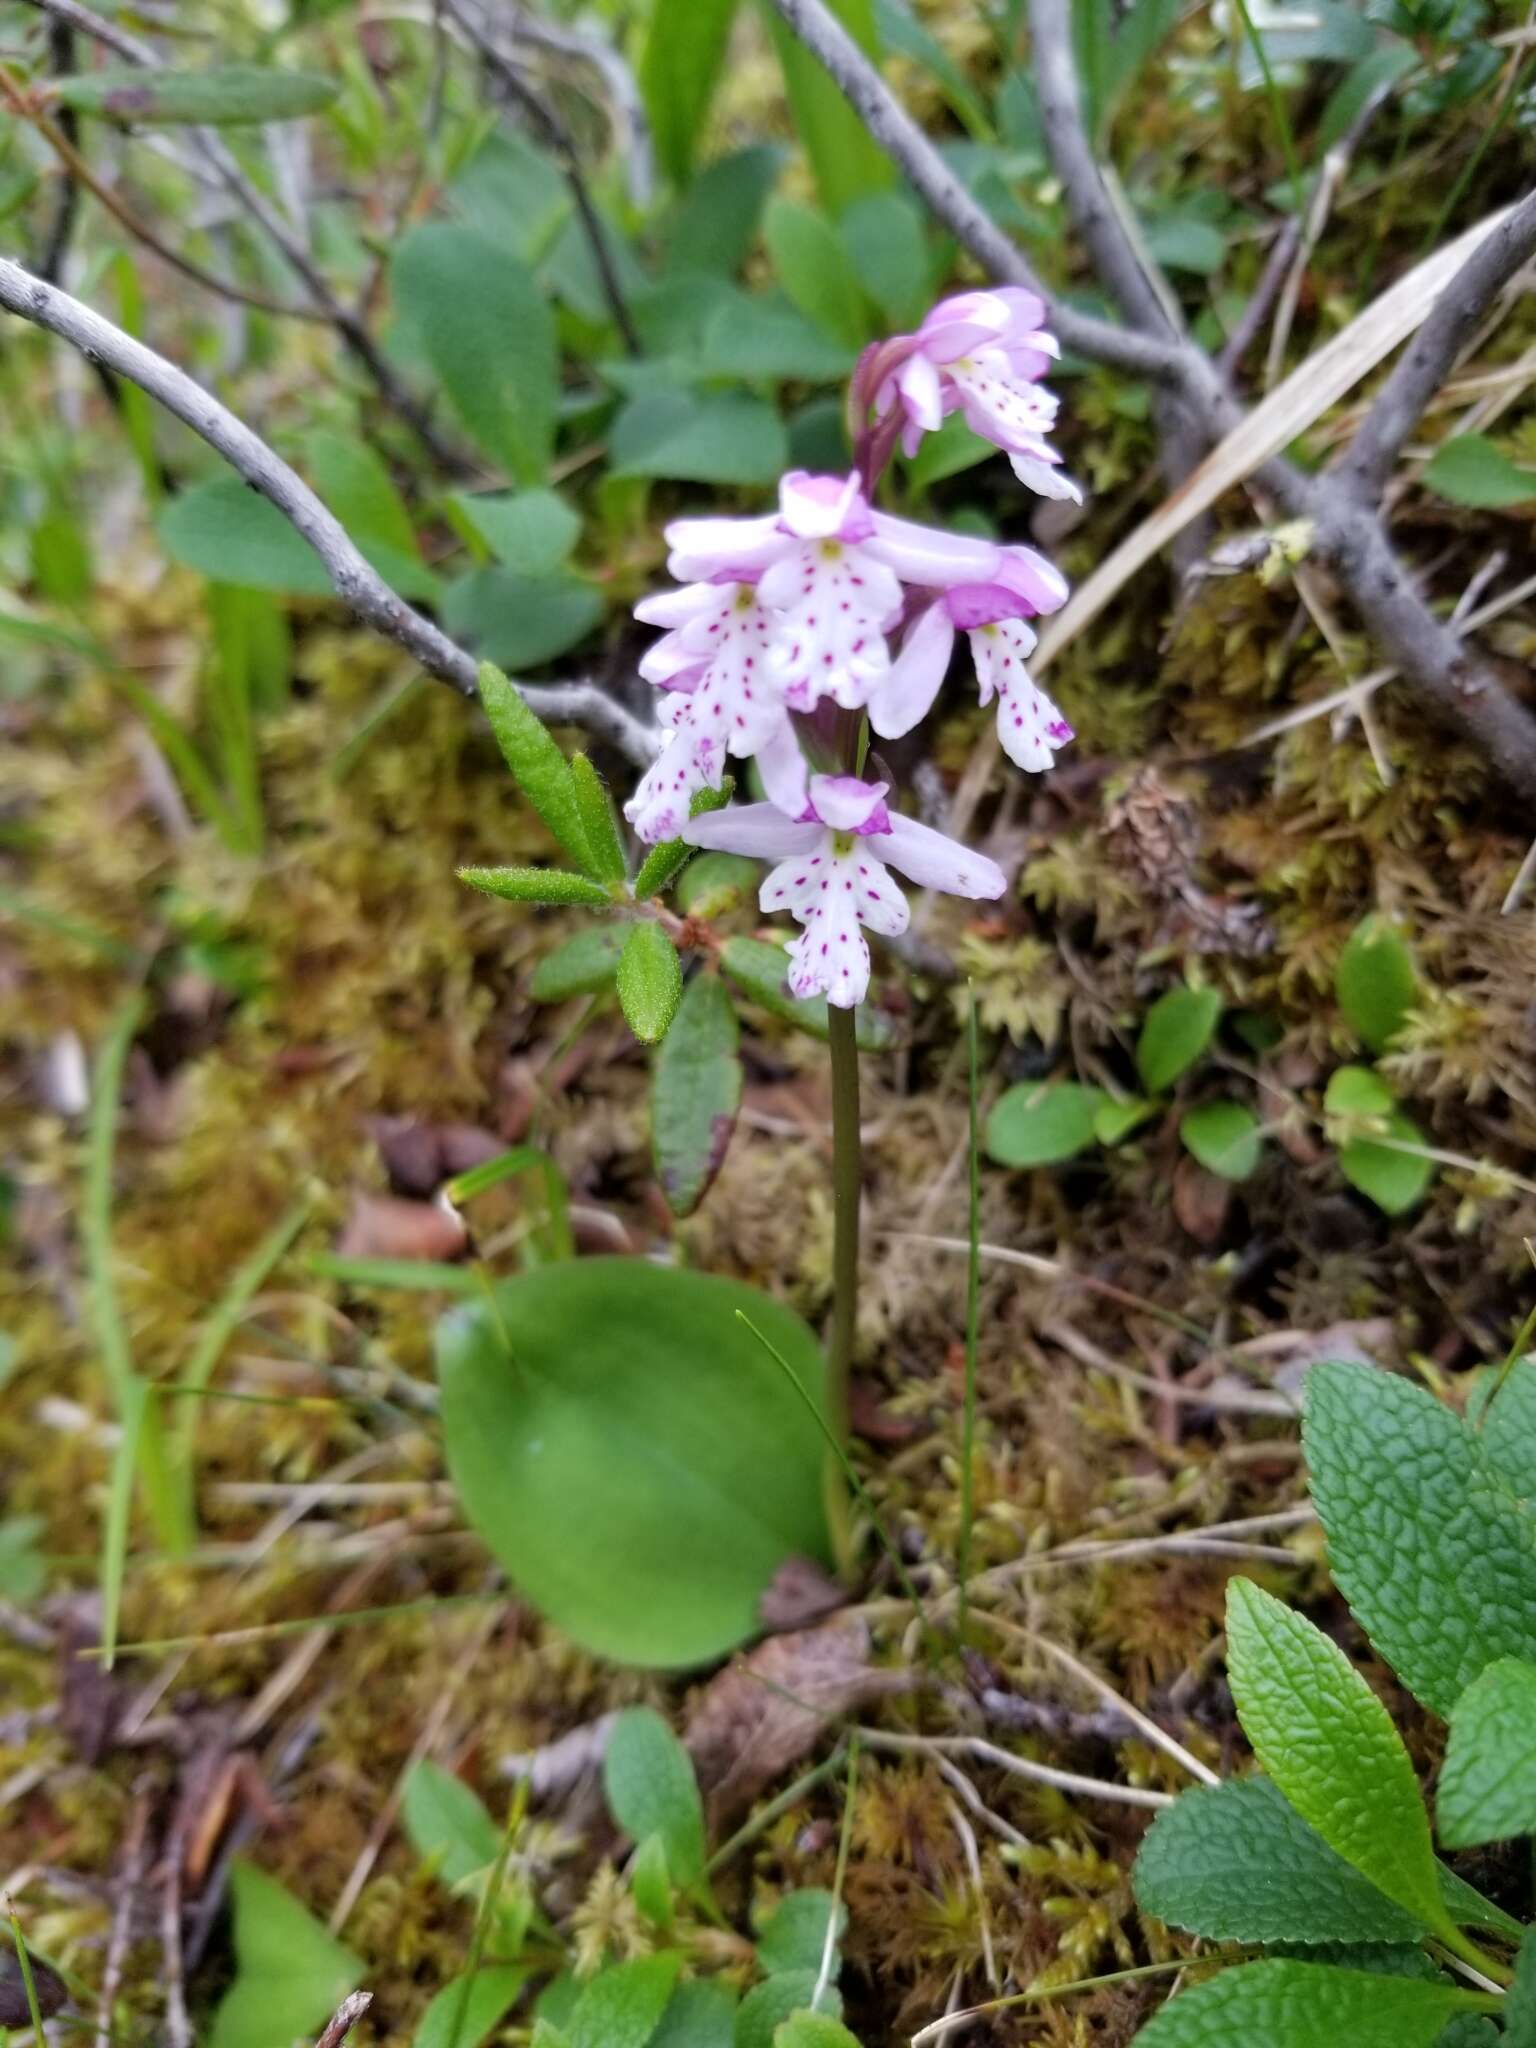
[
  {"x1": 53, "y1": 64, "x2": 338, "y2": 123},
  {"x1": 631, "y1": 1832, "x2": 674, "y2": 1927},
  {"x1": 458, "y1": 866, "x2": 611, "y2": 908},
  {"x1": 392, "y1": 225, "x2": 556, "y2": 482},
  {"x1": 436, "y1": 1260, "x2": 831, "y2": 1666},
  {"x1": 1130, "y1": 1960, "x2": 1464, "y2": 2048},
  {"x1": 160, "y1": 477, "x2": 332, "y2": 596},
  {"x1": 1507, "y1": 1931, "x2": 1536, "y2": 2047},
  {"x1": 700, "y1": 300, "x2": 856, "y2": 383},
  {"x1": 530, "y1": 928, "x2": 626, "y2": 1002},
  {"x1": 641, "y1": 0, "x2": 739, "y2": 185},
  {"x1": 1324, "y1": 1064, "x2": 1393, "y2": 1119},
  {"x1": 402, "y1": 1759, "x2": 499, "y2": 1887},
  {"x1": 773, "y1": 2020, "x2": 860, "y2": 2048},
  {"x1": 1180, "y1": 1100, "x2": 1262, "y2": 1181},
  {"x1": 764, "y1": 0, "x2": 893, "y2": 214},
  {"x1": 603, "y1": 1706, "x2": 707, "y2": 1887},
  {"x1": 651, "y1": 974, "x2": 742, "y2": 1216},
  {"x1": 415, "y1": 1967, "x2": 530, "y2": 2048},
  {"x1": 1424, "y1": 434, "x2": 1536, "y2": 510},
  {"x1": 1436, "y1": 1657, "x2": 1536, "y2": 1847},
  {"x1": 841, "y1": 191, "x2": 932, "y2": 328},
  {"x1": 1475, "y1": 1358, "x2": 1536, "y2": 1503},
  {"x1": 1305, "y1": 1361, "x2": 1536, "y2": 1716},
  {"x1": 1434, "y1": 2020, "x2": 1500, "y2": 2048},
  {"x1": 653, "y1": 1980, "x2": 738, "y2": 2048},
  {"x1": 1143, "y1": 213, "x2": 1227, "y2": 276},
  {"x1": 756, "y1": 1890, "x2": 846, "y2": 1974},
  {"x1": 617, "y1": 924, "x2": 683, "y2": 1043},
  {"x1": 763, "y1": 198, "x2": 868, "y2": 347},
  {"x1": 568, "y1": 1955, "x2": 681, "y2": 2048},
  {"x1": 1335, "y1": 916, "x2": 1418, "y2": 1052},
  {"x1": 477, "y1": 665, "x2": 593, "y2": 873},
  {"x1": 1225, "y1": 1579, "x2": 1447, "y2": 1932},
  {"x1": 611, "y1": 392, "x2": 788, "y2": 486},
  {"x1": 305, "y1": 431, "x2": 437, "y2": 602},
  {"x1": 1134, "y1": 1775, "x2": 1432, "y2": 1945},
  {"x1": 454, "y1": 490, "x2": 580, "y2": 576},
  {"x1": 449, "y1": 130, "x2": 570, "y2": 265},
  {"x1": 666, "y1": 147, "x2": 782, "y2": 275},
  {"x1": 207, "y1": 1862, "x2": 363, "y2": 2048},
  {"x1": 443, "y1": 570, "x2": 603, "y2": 671},
  {"x1": 718, "y1": 936, "x2": 892, "y2": 1049},
  {"x1": 1136, "y1": 986, "x2": 1222, "y2": 1093},
  {"x1": 734, "y1": 1975, "x2": 842, "y2": 2048},
  {"x1": 570, "y1": 757, "x2": 627, "y2": 886},
  {"x1": 985, "y1": 1081, "x2": 1107, "y2": 1169}
]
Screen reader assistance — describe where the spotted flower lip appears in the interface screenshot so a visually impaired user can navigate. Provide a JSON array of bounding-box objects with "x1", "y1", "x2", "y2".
[{"x1": 682, "y1": 775, "x2": 1006, "y2": 1008}]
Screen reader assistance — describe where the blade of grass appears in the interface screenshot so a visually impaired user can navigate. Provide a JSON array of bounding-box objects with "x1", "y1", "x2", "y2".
[
  {"x1": 307, "y1": 1252, "x2": 480, "y2": 1293},
  {"x1": 443, "y1": 1146, "x2": 572, "y2": 1264},
  {"x1": 0, "y1": 885, "x2": 138, "y2": 966},
  {"x1": 7, "y1": 1917, "x2": 47, "y2": 2048},
  {"x1": 78, "y1": 1591, "x2": 498, "y2": 1659},
  {"x1": 100, "y1": 1376, "x2": 149, "y2": 1673},
  {"x1": 958, "y1": 986, "x2": 980, "y2": 1640},
  {"x1": 811, "y1": 1734, "x2": 859, "y2": 2013},
  {"x1": 1231, "y1": 0, "x2": 1304, "y2": 210},
  {"x1": 107, "y1": 671, "x2": 243, "y2": 849},
  {"x1": 165, "y1": 1194, "x2": 313, "y2": 1536},
  {"x1": 446, "y1": 1780, "x2": 529, "y2": 2048}
]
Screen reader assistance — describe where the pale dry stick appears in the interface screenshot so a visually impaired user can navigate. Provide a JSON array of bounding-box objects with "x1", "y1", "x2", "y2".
[
  {"x1": 233, "y1": 1551, "x2": 396, "y2": 1744},
  {"x1": 1044, "y1": 1318, "x2": 1296, "y2": 1418},
  {"x1": 0, "y1": 253, "x2": 658, "y2": 764},
  {"x1": 930, "y1": 1751, "x2": 1029, "y2": 1848},
  {"x1": 160, "y1": 1833, "x2": 191, "y2": 2048},
  {"x1": 505, "y1": 1, "x2": 655, "y2": 209},
  {"x1": 880, "y1": 1230, "x2": 1212, "y2": 1343},
  {"x1": 95, "y1": 1782, "x2": 150, "y2": 2048},
  {"x1": 856, "y1": 1726, "x2": 1174, "y2": 1809},
  {"x1": 945, "y1": 1797, "x2": 999, "y2": 1991},
  {"x1": 1216, "y1": 213, "x2": 1301, "y2": 379},
  {"x1": 315, "y1": 1993, "x2": 374, "y2": 2048},
  {"x1": 1290, "y1": 562, "x2": 1395, "y2": 784},
  {"x1": 1501, "y1": 834, "x2": 1536, "y2": 914}
]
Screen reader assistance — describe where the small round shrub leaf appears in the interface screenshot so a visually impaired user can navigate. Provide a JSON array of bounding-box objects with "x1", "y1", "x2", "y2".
[{"x1": 1136, "y1": 986, "x2": 1222, "y2": 1094}]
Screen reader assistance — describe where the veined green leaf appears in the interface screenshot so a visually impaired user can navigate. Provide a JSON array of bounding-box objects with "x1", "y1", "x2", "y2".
[
  {"x1": 1436, "y1": 1657, "x2": 1536, "y2": 1848},
  {"x1": 617, "y1": 923, "x2": 683, "y2": 1043},
  {"x1": 1131, "y1": 1959, "x2": 1464, "y2": 2048},
  {"x1": 651, "y1": 974, "x2": 742, "y2": 1216},
  {"x1": 603, "y1": 1707, "x2": 707, "y2": 1887}
]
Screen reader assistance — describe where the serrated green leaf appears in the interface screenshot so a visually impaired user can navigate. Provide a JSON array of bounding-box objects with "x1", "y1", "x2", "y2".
[
  {"x1": 1130, "y1": 1960, "x2": 1464, "y2": 2048},
  {"x1": 653, "y1": 1979, "x2": 737, "y2": 2048},
  {"x1": 570, "y1": 757, "x2": 627, "y2": 886},
  {"x1": 568, "y1": 1956, "x2": 681, "y2": 2048},
  {"x1": 1306, "y1": 1361, "x2": 1536, "y2": 1717},
  {"x1": 207, "y1": 1863, "x2": 363, "y2": 2048},
  {"x1": 717, "y1": 936, "x2": 892, "y2": 1049},
  {"x1": 617, "y1": 924, "x2": 683, "y2": 1043},
  {"x1": 984, "y1": 1081, "x2": 1107, "y2": 1169},
  {"x1": 402, "y1": 1759, "x2": 499, "y2": 1887},
  {"x1": 1134, "y1": 1775, "x2": 1432, "y2": 1945},
  {"x1": 54, "y1": 64, "x2": 338, "y2": 124},
  {"x1": 734, "y1": 1975, "x2": 842, "y2": 2048},
  {"x1": 772, "y1": 2018, "x2": 860, "y2": 2048},
  {"x1": 530, "y1": 927, "x2": 626, "y2": 1002},
  {"x1": 477, "y1": 664, "x2": 594, "y2": 872},
  {"x1": 459, "y1": 866, "x2": 611, "y2": 907},
  {"x1": 1225, "y1": 1579, "x2": 1448, "y2": 1933},
  {"x1": 393, "y1": 225, "x2": 556, "y2": 482},
  {"x1": 762, "y1": 198, "x2": 868, "y2": 347},
  {"x1": 604, "y1": 1706, "x2": 707, "y2": 1887},
  {"x1": 651, "y1": 974, "x2": 742, "y2": 1216},
  {"x1": 1424, "y1": 434, "x2": 1536, "y2": 510},
  {"x1": 1270, "y1": 1945, "x2": 1447, "y2": 1980},
  {"x1": 1506, "y1": 1930, "x2": 1536, "y2": 2047},
  {"x1": 1093, "y1": 1096, "x2": 1156, "y2": 1147},
  {"x1": 414, "y1": 1966, "x2": 530, "y2": 2048},
  {"x1": 1136, "y1": 986, "x2": 1223, "y2": 1093},
  {"x1": 755, "y1": 1890, "x2": 846, "y2": 1975},
  {"x1": 1475, "y1": 1358, "x2": 1536, "y2": 1503},
  {"x1": 630, "y1": 1832, "x2": 675, "y2": 1928},
  {"x1": 1436, "y1": 1657, "x2": 1536, "y2": 1848},
  {"x1": 1336, "y1": 916, "x2": 1419, "y2": 1052},
  {"x1": 1181, "y1": 1100, "x2": 1262, "y2": 1180}
]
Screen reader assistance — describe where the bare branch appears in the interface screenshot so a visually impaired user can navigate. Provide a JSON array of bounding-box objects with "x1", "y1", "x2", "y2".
[
  {"x1": 0, "y1": 253, "x2": 658, "y2": 766},
  {"x1": 1341, "y1": 185, "x2": 1536, "y2": 502},
  {"x1": 315, "y1": 1992, "x2": 373, "y2": 2048}
]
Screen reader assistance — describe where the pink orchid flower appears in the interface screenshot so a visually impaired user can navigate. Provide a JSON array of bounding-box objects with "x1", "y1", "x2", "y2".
[
  {"x1": 866, "y1": 288, "x2": 1080, "y2": 502},
  {"x1": 685, "y1": 773, "x2": 1005, "y2": 1009}
]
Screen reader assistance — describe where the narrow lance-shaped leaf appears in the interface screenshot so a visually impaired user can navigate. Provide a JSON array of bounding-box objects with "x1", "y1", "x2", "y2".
[
  {"x1": 651, "y1": 974, "x2": 742, "y2": 1216},
  {"x1": 1225, "y1": 1579, "x2": 1450, "y2": 1935},
  {"x1": 53, "y1": 65, "x2": 339, "y2": 124},
  {"x1": 476, "y1": 664, "x2": 595, "y2": 874},
  {"x1": 570, "y1": 755, "x2": 628, "y2": 885},
  {"x1": 617, "y1": 923, "x2": 683, "y2": 1044},
  {"x1": 640, "y1": 0, "x2": 739, "y2": 185},
  {"x1": 458, "y1": 866, "x2": 611, "y2": 908}
]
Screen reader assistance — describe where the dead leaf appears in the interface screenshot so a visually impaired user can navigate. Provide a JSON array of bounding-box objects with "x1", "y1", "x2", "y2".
[
  {"x1": 756, "y1": 1556, "x2": 847, "y2": 1632},
  {"x1": 1172, "y1": 1157, "x2": 1232, "y2": 1244},
  {"x1": 335, "y1": 1193, "x2": 465, "y2": 1263},
  {"x1": 370, "y1": 1118, "x2": 502, "y2": 1197}
]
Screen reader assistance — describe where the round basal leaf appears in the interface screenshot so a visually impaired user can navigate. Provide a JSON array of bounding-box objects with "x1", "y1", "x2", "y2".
[
  {"x1": 734, "y1": 1975, "x2": 842, "y2": 2048},
  {"x1": 53, "y1": 64, "x2": 339, "y2": 124},
  {"x1": 1336, "y1": 916, "x2": 1419, "y2": 1052},
  {"x1": 1136, "y1": 986, "x2": 1223, "y2": 1094},
  {"x1": 1338, "y1": 1113, "x2": 1434, "y2": 1215},
  {"x1": 985, "y1": 1081, "x2": 1107, "y2": 1169},
  {"x1": 1323, "y1": 1063, "x2": 1395, "y2": 1119},
  {"x1": 1093, "y1": 1096, "x2": 1157, "y2": 1147},
  {"x1": 1180, "y1": 1100, "x2": 1262, "y2": 1181},
  {"x1": 755, "y1": 1890, "x2": 847, "y2": 1975},
  {"x1": 652, "y1": 974, "x2": 742, "y2": 1216},
  {"x1": 618, "y1": 922, "x2": 683, "y2": 1043},
  {"x1": 436, "y1": 1260, "x2": 831, "y2": 1666}
]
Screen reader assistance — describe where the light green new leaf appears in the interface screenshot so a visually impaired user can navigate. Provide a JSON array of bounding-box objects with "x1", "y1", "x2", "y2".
[
  {"x1": 1180, "y1": 1100, "x2": 1262, "y2": 1180},
  {"x1": 1323, "y1": 1067, "x2": 1433, "y2": 1215},
  {"x1": 414, "y1": 1966, "x2": 529, "y2": 2048},
  {"x1": 772, "y1": 2019, "x2": 861, "y2": 2048},
  {"x1": 54, "y1": 64, "x2": 338, "y2": 124},
  {"x1": 1136, "y1": 986, "x2": 1222, "y2": 1093},
  {"x1": 641, "y1": 0, "x2": 739, "y2": 185},
  {"x1": 530, "y1": 927, "x2": 626, "y2": 1003},
  {"x1": 1424, "y1": 433, "x2": 1536, "y2": 510},
  {"x1": 567, "y1": 1953, "x2": 681, "y2": 2048},
  {"x1": 402, "y1": 1759, "x2": 499, "y2": 1888},
  {"x1": 1305, "y1": 1361, "x2": 1536, "y2": 1716},
  {"x1": 458, "y1": 867, "x2": 611, "y2": 908},
  {"x1": 1437, "y1": 1658, "x2": 1536, "y2": 1848},
  {"x1": 651, "y1": 974, "x2": 742, "y2": 1216},
  {"x1": 1225, "y1": 1579, "x2": 1448, "y2": 1933},
  {"x1": 604, "y1": 1706, "x2": 707, "y2": 1887},
  {"x1": 630, "y1": 1833, "x2": 674, "y2": 1927},
  {"x1": 763, "y1": 198, "x2": 868, "y2": 347},
  {"x1": 476, "y1": 665, "x2": 594, "y2": 872},
  {"x1": 207, "y1": 1862, "x2": 363, "y2": 2048},
  {"x1": 1134, "y1": 1775, "x2": 1432, "y2": 1945},
  {"x1": 1094, "y1": 1096, "x2": 1157, "y2": 1147},
  {"x1": 436, "y1": 1261, "x2": 830, "y2": 1666},
  {"x1": 1335, "y1": 916, "x2": 1418, "y2": 1052},
  {"x1": 1131, "y1": 1960, "x2": 1464, "y2": 2048},
  {"x1": 756, "y1": 1890, "x2": 846, "y2": 1974},
  {"x1": 617, "y1": 924, "x2": 683, "y2": 1043},
  {"x1": 570, "y1": 757, "x2": 627, "y2": 886},
  {"x1": 734, "y1": 1974, "x2": 842, "y2": 2048},
  {"x1": 985, "y1": 1082, "x2": 1107, "y2": 1169},
  {"x1": 393, "y1": 225, "x2": 556, "y2": 482}
]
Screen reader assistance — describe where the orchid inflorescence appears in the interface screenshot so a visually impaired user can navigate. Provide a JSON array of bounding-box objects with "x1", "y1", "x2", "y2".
[{"x1": 625, "y1": 287, "x2": 1078, "y2": 1010}]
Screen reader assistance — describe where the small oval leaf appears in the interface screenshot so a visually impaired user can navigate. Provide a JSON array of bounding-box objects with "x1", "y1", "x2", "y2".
[
  {"x1": 618, "y1": 923, "x2": 683, "y2": 1043},
  {"x1": 985, "y1": 1081, "x2": 1107, "y2": 1169},
  {"x1": 1136, "y1": 986, "x2": 1222, "y2": 1094},
  {"x1": 1180, "y1": 1099, "x2": 1262, "y2": 1181},
  {"x1": 651, "y1": 974, "x2": 742, "y2": 1215},
  {"x1": 1335, "y1": 916, "x2": 1418, "y2": 1052}
]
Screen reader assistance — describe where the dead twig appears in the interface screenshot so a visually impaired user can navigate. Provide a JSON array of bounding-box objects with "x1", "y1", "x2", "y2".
[{"x1": 315, "y1": 1991, "x2": 373, "y2": 2048}]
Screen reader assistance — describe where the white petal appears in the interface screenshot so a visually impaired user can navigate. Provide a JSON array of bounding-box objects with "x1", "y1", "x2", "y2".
[
  {"x1": 786, "y1": 895, "x2": 870, "y2": 1009},
  {"x1": 1008, "y1": 452, "x2": 1083, "y2": 503},
  {"x1": 759, "y1": 543, "x2": 899, "y2": 712},
  {"x1": 995, "y1": 668, "x2": 1075, "y2": 773},
  {"x1": 866, "y1": 509, "x2": 1002, "y2": 590},
  {"x1": 634, "y1": 583, "x2": 720, "y2": 629},
  {"x1": 666, "y1": 513, "x2": 792, "y2": 583},
  {"x1": 808, "y1": 773, "x2": 888, "y2": 833},
  {"x1": 753, "y1": 715, "x2": 810, "y2": 817},
  {"x1": 869, "y1": 603, "x2": 955, "y2": 739},
  {"x1": 896, "y1": 351, "x2": 944, "y2": 432},
  {"x1": 685, "y1": 804, "x2": 821, "y2": 859},
  {"x1": 879, "y1": 812, "x2": 1007, "y2": 899},
  {"x1": 760, "y1": 838, "x2": 835, "y2": 915},
  {"x1": 623, "y1": 723, "x2": 722, "y2": 843},
  {"x1": 851, "y1": 850, "x2": 909, "y2": 936}
]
